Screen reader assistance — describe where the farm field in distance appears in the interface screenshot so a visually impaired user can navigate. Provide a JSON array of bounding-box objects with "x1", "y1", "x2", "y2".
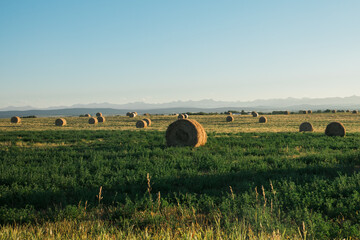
[{"x1": 1, "y1": 112, "x2": 360, "y2": 239}]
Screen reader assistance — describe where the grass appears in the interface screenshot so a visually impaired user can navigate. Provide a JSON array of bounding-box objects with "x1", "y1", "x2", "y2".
[{"x1": 1, "y1": 113, "x2": 360, "y2": 239}]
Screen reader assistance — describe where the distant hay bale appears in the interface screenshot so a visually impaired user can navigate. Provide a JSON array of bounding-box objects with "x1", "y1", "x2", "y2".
[
  {"x1": 308, "y1": 110, "x2": 312, "y2": 114},
  {"x1": 325, "y1": 122, "x2": 346, "y2": 137},
  {"x1": 299, "y1": 122, "x2": 314, "y2": 132},
  {"x1": 284, "y1": 111, "x2": 290, "y2": 115},
  {"x1": 332, "y1": 110, "x2": 337, "y2": 113},
  {"x1": 259, "y1": 116, "x2": 267, "y2": 123},
  {"x1": 126, "y1": 112, "x2": 131, "y2": 116},
  {"x1": 133, "y1": 112, "x2": 138, "y2": 116},
  {"x1": 88, "y1": 117, "x2": 98, "y2": 124},
  {"x1": 352, "y1": 110, "x2": 358, "y2": 114},
  {"x1": 178, "y1": 114, "x2": 185, "y2": 119},
  {"x1": 55, "y1": 118, "x2": 67, "y2": 126},
  {"x1": 10, "y1": 116, "x2": 21, "y2": 124},
  {"x1": 226, "y1": 111, "x2": 232, "y2": 115},
  {"x1": 129, "y1": 112, "x2": 136, "y2": 118},
  {"x1": 97, "y1": 116, "x2": 106, "y2": 123},
  {"x1": 226, "y1": 116, "x2": 234, "y2": 122},
  {"x1": 346, "y1": 110, "x2": 350, "y2": 113},
  {"x1": 96, "y1": 112, "x2": 102, "y2": 117},
  {"x1": 252, "y1": 111, "x2": 259, "y2": 117},
  {"x1": 299, "y1": 110, "x2": 307, "y2": 114},
  {"x1": 184, "y1": 114, "x2": 189, "y2": 119},
  {"x1": 143, "y1": 113, "x2": 150, "y2": 116},
  {"x1": 136, "y1": 120, "x2": 147, "y2": 128},
  {"x1": 166, "y1": 119, "x2": 207, "y2": 147},
  {"x1": 85, "y1": 114, "x2": 91, "y2": 117}
]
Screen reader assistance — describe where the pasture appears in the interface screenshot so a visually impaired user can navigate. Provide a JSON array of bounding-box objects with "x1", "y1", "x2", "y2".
[{"x1": 1, "y1": 112, "x2": 360, "y2": 239}]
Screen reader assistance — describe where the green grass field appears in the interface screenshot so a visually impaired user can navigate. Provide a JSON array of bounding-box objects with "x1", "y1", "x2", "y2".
[{"x1": 1, "y1": 113, "x2": 360, "y2": 239}]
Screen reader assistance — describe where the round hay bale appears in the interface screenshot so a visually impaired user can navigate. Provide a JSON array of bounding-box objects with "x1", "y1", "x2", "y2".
[
  {"x1": 346, "y1": 110, "x2": 350, "y2": 113},
  {"x1": 259, "y1": 116, "x2": 267, "y2": 123},
  {"x1": 96, "y1": 112, "x2": 102, "y2": 117},
  {"x1": 226, "y1": 116, "x2": 234, "y2": 122},
  {"x1": 129, "y1": 112, "x2": 136, "y2": 118},
  {"x1": 299, "y1": 110, "x2": 307, "y2": 114},
  {"x1": 143, "y1": 118, "x2": 151, "y2": 127},
  {"x1": 308, "y1": 110, "x2": 312, "y2": 114},
  {"x1": 166, "y1": 119, "x2": 207, "y2": 147},
  {"x1": 136, "y1": 120, "x2": 147, "y2": 128},
  {"x1": 178, "y1": 114, "x2": 185, "y2": 119},
  {"x1": 10, "y1": 116, "x2": 21, "y2": 124},
  {"x1": 325, "y1": 122, "x2": 346, "y2": 137},
  {"x1": 332, "y1": 110, "x2": 337, "y2": 113},
  {"x1": 226, "y1": 111, "x2": 232, "y2": 115},
  {"x1": 126, "y1": 112, "x2": 131, "y2": 116},
  {"x1": 252, "y1": 111, "x2": 259, "y2": 117},
  {"x1": 352, "y1": 110, "x2": 358, "y2": 114},
  {"x1": 89, "y1": 117, "x2": 98, "y2": 124},
  {"x1": 97, "y1": 116, "x2": 106, "y2": 123},
  {"x1": 284, "y1": 111, "x2": 290, "y2": 115},
  {"x1": 143, "y1": 113, "x2": 150, "y2": 116},
  {"x1": 133, "y1": 112, "x2": 138, "y2": 116},
  {"x1": 55, "y1": 118, "x2": 67, "y2": 126},
  {"x1": 299, "y1": 122, "x2": 314, "y2": 132},
  {"x1": 184, "y1": 114, "x2": 189, "y2": 119},
  {"x1": 85, "y1": 114, "x2": 91, "y2": 117}
]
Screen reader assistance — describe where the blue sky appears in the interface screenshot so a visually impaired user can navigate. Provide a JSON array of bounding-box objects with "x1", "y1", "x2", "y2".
[{"x1": 1, "y1": 1, "x2": 360, "y2": 108}]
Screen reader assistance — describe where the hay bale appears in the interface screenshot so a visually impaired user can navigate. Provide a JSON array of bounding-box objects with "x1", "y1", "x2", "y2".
[
  {"x1": 332, "y1": 110, "x2": 337, "y2": 113},
  {"x1": 133, "y1": 112, "x2": 138, "y2": 116},
  {"x1": 129, "y1": 112, "x2": 136, "y2": 118},
  {"x1": 97, "y1": 116, "x2": 106, "y2": 123},
  {"x1": 226, "y1": 111, "x2": 232, "y2": 115},
  {"x1": 10, "y1": 116, "x2": 21, "y2": 124},
  {"x1": 96, "y1": 112, "x2": 102, "y2": 117},
  {"x1": 136, "y1": 120, "x2": 147, "y2": 128},
  {"x1": 352, "y1": 110, "x2": 358, "y2": 114},
  {"x1": 226, "y1": 116, "x2": 234, "y2": 122},
  {"x1": 55, "y1": 118, "x2": 67, "y2": 126},
  {"x1": 166, "y1": 119, "x2": 207, "y2": 147},
  {"x1": 89, "y1": 117, "x2": 98, "y2": 124},
  {"x1": 143, "y1": 118, "x2": 151, "y2": 127},
  {"x1": 299, "y1": 122, "x2": 314, "y2": 132},
  {"x1": 184, "y1": 114, "x2": 189, "y2": 119},
  {"x1": 126, "y1": 112, "x2": 131, "y2": 116},
  {"x1": 346, "y1": 110, "x2": 350, "y2": 113},
  {"x1": 325, "y1": 122, "x2": 346, "y2": 137},
  {"x1": 284, "y1": 111, "x2": 290, "y2": 115},
  {"x1": 178, "y1": 114, "x2": 185, "y2": 119},
  {"x1": 299, "y1": 110, "x2": 307, "y2": 114},
  {"x1": 143, "y1": 113, "x2": 150, "y2": 116},
  {"x1": 308, "y1": 110, "x2": 312, "y2": 114},
  {"x1": 252, "y1": 111, "x2": 259, "y2": 117},
  {"x1": 85, "y1": 114, "x2": 91, "y2": 117},
  {"x1": 259, "y1": 116, "x2": 267, "y2": 123}
]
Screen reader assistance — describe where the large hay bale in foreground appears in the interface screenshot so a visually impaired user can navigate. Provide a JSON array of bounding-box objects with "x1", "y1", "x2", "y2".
[
  {"x1": 352, "y1": 110, "x2": 359, "y2": 114},
  {"x1": 166, "y1": 119, "x2": 207, "y2": 147},
  {"x1": 96, "y1": 112, "x2": 102, "y2": 117},
  {"x1": 97, "y1": 116, "x2": 106, "y2": 123},
  {"x1": 178, "y1": 114, "x2": 185, "y2": 119},
  {"x1": 10, "y1": 116, "x2": 21, "y2": 124},
  {"x1": 325, "y1": 122, "x2": 346, "y2": 137},
  {"x1": 143, "y1": 118, "x2": 151, "y2": 127},
  {"x1": 136, "y1": 120, "x2": 147, "y2": 128},
  {"x1": 55, "y1": 118, "x2": 67, "y2": 126},
  {"x1": 259, "y1": 116, "x2": 267, "y2": 123},
  {"x1": 226, "y1": 116, "x2": 234, "y2": 122},
  {"x1": 85, "y1": 114, "x2": 91, "y2": 117},
  {"x1": 299, "y1": 122, "x2": 314, "y2": 132},
  {"x1": 251, "y1": 111, "x2": 259, "y2": 117},
  {"x1": 89, "y1": 117, "x2": 98, "y2": 124}
]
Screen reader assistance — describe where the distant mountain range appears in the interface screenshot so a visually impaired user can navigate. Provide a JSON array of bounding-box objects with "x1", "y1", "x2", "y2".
[{"x1": 1, "y1": 96, "x2": 360, "y2": 118}]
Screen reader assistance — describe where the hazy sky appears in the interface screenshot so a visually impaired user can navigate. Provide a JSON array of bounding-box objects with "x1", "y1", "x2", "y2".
[{"x1": 1, "y1": 1, "x2": 360, "y2": 108}]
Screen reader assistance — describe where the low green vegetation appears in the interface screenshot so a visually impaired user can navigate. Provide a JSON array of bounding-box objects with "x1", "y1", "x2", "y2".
[{"x1": 1, "y1": 128, "x2": 360, "y2": 239}]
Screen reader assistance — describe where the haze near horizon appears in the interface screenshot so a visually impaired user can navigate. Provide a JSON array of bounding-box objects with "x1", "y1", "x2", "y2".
[{"x1": 1, "y1": 1, "x2": 359, "y2": 108}]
